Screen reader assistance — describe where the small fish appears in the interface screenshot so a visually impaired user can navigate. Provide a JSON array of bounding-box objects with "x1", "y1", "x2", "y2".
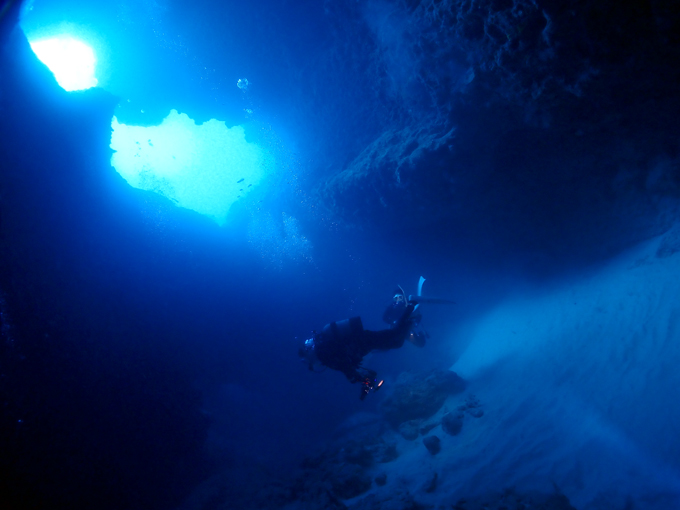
[
  {"x1": 248, "y1": 184, "x2": 252, "y2": 187},
  {"x1": 237, "y1": 178, "x2": 244, "y2": 183}
]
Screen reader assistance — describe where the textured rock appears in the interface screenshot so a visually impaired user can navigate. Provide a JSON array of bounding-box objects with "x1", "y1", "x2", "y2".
[
  {"x1": 422, "y1": 435, "x2": 441, "y2": 455},
  {"x1": 338, "y1": 436, "x2": 399, "y2": 467},
  {"x1": 347, "y1": 490, "x2": 432, "y2": 510},
  {"x1": 451, "y1": 488, "x2": 578, "y2": 510},
  {"x1": 442, "y1": 412, "x2": 464, "y2": 436},
  {"x1": 464, "y1": 394, "x2": 481, "y2": 408},
  {"x1": 380, "y1": 370, "x2": 466, "y2": 427},
  {"x1": 462, "y1": 394, "x2": 485, "y2": 418},
  {"x1": 398, "y1": 420, "x2": 421, "y2": 441},
  {"x1": 342, "y1": 443, "x2": 374, "y2": 467},
  {"x1": 321, "y1": 124, "x2": 456, "y2": 228},
  {"x1": 314, "y1": 0, "x2": 680, "y2": 271},
  {"x1": 331, "y1": 466, "x2": 373, "y2": 500},
  {"x1": 372, "y1": 442, "x2": 398, "y2": 463},
  {"x1": 467, "y1": 408, "x2": 484, "y2": 418},
  {"x1": 374, "y1": 473, "x2": 387, "y2": 487}
]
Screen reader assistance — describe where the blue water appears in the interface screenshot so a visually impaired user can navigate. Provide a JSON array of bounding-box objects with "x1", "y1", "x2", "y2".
[{"x1": 2, "y1": 0, "x2": 680, "y2": 509}]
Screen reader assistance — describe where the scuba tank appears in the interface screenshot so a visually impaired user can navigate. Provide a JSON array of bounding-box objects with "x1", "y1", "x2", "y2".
[{"x1": 322, "y1": 316, "x2": 364, "y2": 341}]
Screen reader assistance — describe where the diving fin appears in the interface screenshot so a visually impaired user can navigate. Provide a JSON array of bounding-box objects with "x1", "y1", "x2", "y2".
[{"x1": 409, "y1": 296, "x2": 456, "y2": 305}]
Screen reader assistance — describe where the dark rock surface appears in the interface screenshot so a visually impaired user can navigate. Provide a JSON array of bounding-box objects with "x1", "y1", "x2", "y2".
[
  {"x1": 331, "y1": 466, "x2": 374, "y2": 500},
  {"x1": 467, "y1": 407, "x2": 484, "y2": 418},
  {"x1": 422, "y1": 435, "x2": 441, "y2": 455},
  {"x1": 224, "y1": 431, "x2": 400, "y2": 507},
  {"x1": 311, "y1": 0, "x2": 680, "y2": 270},
  {"x1": 442, "y1": 411, "x2": 465, "y2": 436},
  {"x1": 174, "y1": 400, "x2": 582, "y2": 510},
  {"x1": 321, "y1": 124, "x2": 456, "y2": 226},
  {"x1": 380, "y1": 370, "x2": 466, "y2": 427},
  {"x1": 461, "y1": 394, "x2": 485, "y2": 418},
  {"x1": 341, "y1": 437, "x2": 400, "y2": 466},
  {"x1": 348, "y1": 490, "x2": 433, "y2": 510},
  {"x1": 343, "y1": 443, "x2": 376, "y2": 467},
  {"x1": 373, "y1": 441, "x2": 399, "y2": 464},
  {"x1": 452, "y1": 488, "x2": 578, "y2": 510},
  {"x1": 374, "y1": 473, "x2": 387, "y2": 487},
  {"x1": 399, "y1": 420, "x2": 422, "y2": 440}
]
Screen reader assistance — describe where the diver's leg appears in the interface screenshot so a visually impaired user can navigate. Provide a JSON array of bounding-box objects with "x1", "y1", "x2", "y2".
[
  {"x1": 361, "y1": 303, "x2": 416, "y2": 352},
  {"x1": 362, "y1": 329, "x2": 406, "y2": 351}
]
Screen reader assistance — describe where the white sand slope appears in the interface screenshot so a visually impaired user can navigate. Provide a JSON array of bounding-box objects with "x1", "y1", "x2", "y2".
[{"x1": 443, "y1": 235, "x2": 680, "y2": 508}]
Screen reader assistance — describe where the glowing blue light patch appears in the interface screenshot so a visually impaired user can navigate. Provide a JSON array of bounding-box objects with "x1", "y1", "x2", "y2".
[
  {"x1": 29, "y1": 36, "x2": 98, "y2": 91},
  {"x1": 110, "y1": 110, "x2": 271, "y2": 225}
]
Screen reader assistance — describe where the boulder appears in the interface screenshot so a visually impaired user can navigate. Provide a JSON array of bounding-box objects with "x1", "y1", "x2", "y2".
[
  {"x1": 462, "y1": 394, "x2": 484, "y2": 418},
  {"x1": 371, "y1": 442, "x2": 398, "y2": 463},
  {"x1": 467, "y1": 408, "x2": 484, "y2": 418},
  {"x1": 380, "y1": 370, "x2": 466, "y2": 427},
  {"x1": 374, "y1": 473, "x2": 387, "y2": 487},
  {"x1": 342, "y1": 438, "x2": 399, "y2": 465},
  {"x1": 422, "y1": 435, "x2": 441, "y2": 455},
  {"x1": 441, "y1": 412, "x2": 464, "y2": 436},
  {"x1": 398, "y1": 420, "x2": 421, "y2": 441}
]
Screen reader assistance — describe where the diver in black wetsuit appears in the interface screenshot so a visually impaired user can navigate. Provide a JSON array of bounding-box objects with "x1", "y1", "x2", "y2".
[
  {"x1": 299, "y1": 302, "x2": 416, "y2": 399},
  {"x1": 383, "y1": 290, "x2": 427, "y2": 348}
]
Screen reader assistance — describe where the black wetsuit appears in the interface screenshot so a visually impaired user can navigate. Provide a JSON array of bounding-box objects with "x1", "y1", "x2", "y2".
[
  {"x1": 383, "y1": 301, "x2": 421, "y2": 328},
  {"x1": 314, "y1": 304, "x2": 415, "y2": 383}
]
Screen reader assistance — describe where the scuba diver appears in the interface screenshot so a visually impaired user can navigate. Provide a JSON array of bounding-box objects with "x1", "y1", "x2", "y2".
[
  {"x1": 299, "y1": 301, "x2": 417, "y2": 400},
  {"x1": 383, "y1": 289, "x2": 428, "y2": 348}
]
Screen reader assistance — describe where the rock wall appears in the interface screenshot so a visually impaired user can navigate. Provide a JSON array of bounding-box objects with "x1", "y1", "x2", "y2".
[{"x1": 312, "y1": 0, "x2": 680, "y2": 266}]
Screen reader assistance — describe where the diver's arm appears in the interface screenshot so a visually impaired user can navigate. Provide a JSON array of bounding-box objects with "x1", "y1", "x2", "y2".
[{"x1": 395, "y1": 304, "x2": 415, "y2": 330}]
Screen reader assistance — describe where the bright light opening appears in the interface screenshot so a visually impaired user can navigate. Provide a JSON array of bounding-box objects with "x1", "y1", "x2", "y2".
[
  {"x1": 29, "y1": 36, "x2": 98, "y2": 91},
  {"x1": 110, "y1": 110, "x2": 272, "y2": 225}
]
